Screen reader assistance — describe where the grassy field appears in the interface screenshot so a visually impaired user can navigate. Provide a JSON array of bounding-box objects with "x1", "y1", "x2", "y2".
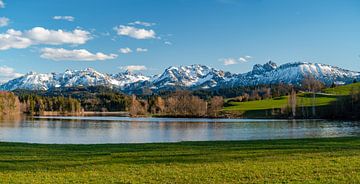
[
  {"x1": 223, "y1": 93, "x2": 337, "y2": 111},
  {"x1": 324, "y1": 82, "x2": 360, "y2": 95},
  {"x1": 0, "y1": 137, "x2": 359, "y2": 183}
]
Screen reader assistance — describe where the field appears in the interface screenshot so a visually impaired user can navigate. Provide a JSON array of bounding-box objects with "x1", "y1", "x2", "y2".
[
  {"x1": 0, "y1": 137, "x2": 359, "y2": 183},
  {"x1": 223, "y1": 93, "x2": 337, "y2": 111},
  {"x1": 222, "y1": 83, "x2": 360, "y2": 115},
  {"x1": 324, "y1": 82, "x2": 360, "y2": 95}
]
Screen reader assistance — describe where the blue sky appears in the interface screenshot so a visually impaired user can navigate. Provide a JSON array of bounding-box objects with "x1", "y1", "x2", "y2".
[{"x1": 0, "y1": 0, "x2": 359, "y2": 82}]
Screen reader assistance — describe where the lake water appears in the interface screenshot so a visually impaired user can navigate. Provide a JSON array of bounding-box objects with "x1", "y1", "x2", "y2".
[{"x1": 0, "y1": 116, "x2": 359, "y2": 144}]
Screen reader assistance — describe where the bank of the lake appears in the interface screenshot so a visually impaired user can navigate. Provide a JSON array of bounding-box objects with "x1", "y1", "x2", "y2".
[{"x1": 0, "y1": 137, "x2": 359, "y2": 183}]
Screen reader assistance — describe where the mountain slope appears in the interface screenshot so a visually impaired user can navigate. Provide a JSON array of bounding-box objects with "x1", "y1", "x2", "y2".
[
  {"x1": 1, "y1": 62, "x2": 359, "y2": 92},
  {"x1": 225, "y1": 62, "x2": 360, "y2": 87}
]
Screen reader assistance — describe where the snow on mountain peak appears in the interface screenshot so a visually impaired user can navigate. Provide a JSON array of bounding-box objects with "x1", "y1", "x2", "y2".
[
  {"x1": 152, "y1": 64, "x2": 229, "y2": 88},
  {"x1": 0, "y1": 62, "x2": 359, "y2": 92}
]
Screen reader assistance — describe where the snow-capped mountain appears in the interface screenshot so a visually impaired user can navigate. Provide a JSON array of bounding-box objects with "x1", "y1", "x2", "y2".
[
  {"x1": 1, "y1": 62, "x2": 359, "y2": 92},
  {"x1": 151, "y1": 64, "x2": 233, "y2": 89},
  {"x1": 224, "y1": 61, "x2": 360, "y2": 87},
  {"x1": 0, "y1": 68, "x2": 149, "y2": 91}
]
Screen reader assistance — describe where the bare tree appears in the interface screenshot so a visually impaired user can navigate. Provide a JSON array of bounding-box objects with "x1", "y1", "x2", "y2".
[
  {"x1": 0, "y1": 92, "x2": 21, "y2": 117},
  {"x1": 288, "y1": 89, "x2": 297, "y2": 117},
  {"x1": 150, "y1": 96, "x2": 165, "y2": 114},
  {"x1": 129, "y1": 95, "x2": 147, "y2": 117},
  {"x1": 302, "y1": 75, "x2": 324, "y2": 117},
  {"x1": 208, "y1": 96, "x2": 224, "y2": 117},
  {"x1": 350, "y1": 87, "x2": 360, "y2": 111},
  {"x1": 164, "y1": 91, "x2": 207, "y2": 117}
]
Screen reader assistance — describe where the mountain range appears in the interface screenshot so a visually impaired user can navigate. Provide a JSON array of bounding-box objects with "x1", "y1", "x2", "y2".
[{"x1": 1, "y1": 61, "x2": 359, "y2": 93}]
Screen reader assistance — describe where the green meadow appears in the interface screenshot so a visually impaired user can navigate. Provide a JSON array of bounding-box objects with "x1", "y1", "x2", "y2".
[
  {"x1": 223, "y1": 93, "x2": 337, "y2": 111},
  {"x1": 0, "y1": 137, "x2": 359, "y2": 183},
  {"x1": 223, "y1": 83, "x2": 360, "y2": 115},
  {"x1": 324, "y1": 82, "x2": 360, "y2": 95}
]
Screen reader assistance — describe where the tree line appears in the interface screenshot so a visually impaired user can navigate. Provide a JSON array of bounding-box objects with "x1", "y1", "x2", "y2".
[
  {"x1": 129, "y1": 91, "x2": 224, "y2": 117},
  {"x1": 17, "y1": 94, "x2": 82, "y2": 115},
  {"x1": 0, "y1": 91, "x2": 21, "y2": 117}
]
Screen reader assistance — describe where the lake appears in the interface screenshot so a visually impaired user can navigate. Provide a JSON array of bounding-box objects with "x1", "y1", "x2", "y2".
[{"x1": 0, "y1": 116, "x2": 359, "y2": 144}]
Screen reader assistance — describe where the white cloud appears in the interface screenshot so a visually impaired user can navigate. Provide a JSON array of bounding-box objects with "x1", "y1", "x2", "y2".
[
  {"x1": 120, "y1": 65, "x2": 147, "y2": 72},
  {"x1": 0, "y1": 29, "x2": 33, "y2": 50},
  {"x1": 53, "y1": 16, "x2": 75, "y2": 22},
  {"x1": 25, "y1": 27, "x2": 90, "y2": 45},
  {"x1": 239, "y1": 57, "x2": 247, "y2": 62},
  {"x1": 0, "y1": 0, "x2": 5, "y2": 8},
  {"x1": 128, "y1": 21, "x2": 155, "y2": 27},
  {"x1": 220, "y1": 58, "x2": 238, "y2": 66},
  {"x1": 0, "y1": 17, "x2": 9, "y2": 27},
  {"x1": 0, "y1": 27, "x2": 91, "y2": 50},
  {"x1": 220, "y1": 55, "x2": 253, "y2": 66},
  {"x1": 164, "y1": 41, "x2": 172, "y2": 45},
  {"x1": 239, "y1": 55, "x2": 252, "y2": 63},
  {"x1": 136, "y1": 48, "x2": 148, "y2": 52},
  {"x1": 40, "y1": 48, "x2": 117, "y2": 61},
  {"x1": 119, "y1": 47, "x2": 132, "y2": 54},
  {"x1": 0, "y1": 66, "x2": 23, "y2": 83},
  {"x1": 114, "y1": 25, "x2": 156, "y2": 39}
]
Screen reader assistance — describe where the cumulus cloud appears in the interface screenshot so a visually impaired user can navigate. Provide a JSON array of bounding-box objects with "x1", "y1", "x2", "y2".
[
  {"x1": 0, "y1": 0, "x2": 4, "y2": 8},
  {"x1": 0, "y1": 29, "x2": 33, "y2": 50},
  {"x1": 25, "y1": 27, "x2": 90, "y2": 45},
  {"x1": 119, "y1": 47, "x2": 132, "y2": 54},
  {"x1": 53, "y1": 16, "x2": 75, "y2": 22},
  {"x1": 136, "y1": 48, "x2": 148, "y2": 52},
  {"x1": 0, "y1": 66, "x2": 23, "y2": 83},
  {"x1": 0, "y1": 17, "x2": 9, "y2": 27},
  {"x1": 164, "y1": 41, "x2": 172, "y2": 45},
  {"x1": 40, "y1": 48, "x2": 117, "y2": 61},
  {"x1": 120, "y1": 65, "x2": 147, "y2": 72},
  {"x1": 128, "y1": 21, "x2": 155, "y2": 27},
  {"x1": 0, "y1": 27, "x2": 91, "y2": 50},
  {"x1": 114, "y1": 25, "x2": 156, "y2": 39}
]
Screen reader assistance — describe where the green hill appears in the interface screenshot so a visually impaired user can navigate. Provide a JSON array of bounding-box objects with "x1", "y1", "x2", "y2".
[
  {"x1": 223, "y1": 82, "x2": 360, "y2": 118},
  {"x1": 323, "y1": 82, "x2": 360, "y2": 95},
  {"x1": 224, "y1": 93, "x2": 337, "y2": 111}
]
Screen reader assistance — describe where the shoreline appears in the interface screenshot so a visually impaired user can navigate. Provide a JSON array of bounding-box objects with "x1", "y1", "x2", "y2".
[
  {"x1": 39, "y1": 111, "x2": 129, "y2": 117},
  {"x1": 0, "y1": 136, "x2": 357, "y2": 145}
]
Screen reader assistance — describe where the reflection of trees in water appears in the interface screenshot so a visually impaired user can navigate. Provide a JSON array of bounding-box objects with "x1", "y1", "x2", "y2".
[
  {"x1": 0, "y1": 114, "x2": 23, "y2": 128},
  {"x1": 1, "y1": 117, "x2": 360, "y2": 143}
]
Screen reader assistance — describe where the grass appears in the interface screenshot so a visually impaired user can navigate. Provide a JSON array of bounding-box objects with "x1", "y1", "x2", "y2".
[
  {"x1": 223, "y1": 93, "x2": 337, "y2": 111},
  {"x1": 324, "y1": 82, "x2": 360, "y2": 95},
  {"x1": 0, "y1": 137, "x2": 359, "y2": 183}
]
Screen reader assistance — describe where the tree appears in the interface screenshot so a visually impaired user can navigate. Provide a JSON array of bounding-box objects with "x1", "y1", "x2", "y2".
[
  {"x1": 288, "y1": 89, "x2": 297, "y2": 117},
  {"x1": 0, "y1": 92, "x2": 21, "y2": 117},
  {"x1": 302, "y1": 75, "x2": 324, "y2": 117},
  {"x1": 151, "y1": 96, "x2": 165, "y2": 114},
  {"x1": 164, "y1": 91, "x2": 207, "y2": 117},
  {"x1": 208, "y1": 96, "x2": 224, "y2": 117},
  {"x1": 129, "y1": 95, "x2": 147, "y2": 117}
]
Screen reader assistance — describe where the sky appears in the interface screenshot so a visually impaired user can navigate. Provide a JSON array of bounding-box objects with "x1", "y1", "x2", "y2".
[{"x1": 0, "y1": 0, "x2": 360, "y2": 82}]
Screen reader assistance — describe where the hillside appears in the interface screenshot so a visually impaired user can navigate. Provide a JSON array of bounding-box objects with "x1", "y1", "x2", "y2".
[
  {"x1": 324, "y1": 82, "x2": 360, "y2": 95},
  {"x1": 223, "y1": 82, "x2": 360, "y2": 118}
]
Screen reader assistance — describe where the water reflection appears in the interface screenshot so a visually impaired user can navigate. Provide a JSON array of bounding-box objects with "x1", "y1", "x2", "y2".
[{"x1": 0, "y1": 116, "x2": 359, "y2": 144}]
